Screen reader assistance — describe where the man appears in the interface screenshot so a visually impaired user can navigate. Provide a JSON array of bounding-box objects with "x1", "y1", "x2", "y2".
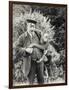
[{"x1": 14, "y1": 19, "x2": 44, "y2": 84}]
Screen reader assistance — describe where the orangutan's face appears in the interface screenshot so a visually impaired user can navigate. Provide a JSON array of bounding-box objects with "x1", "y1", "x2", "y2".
[{"x1": 42, "y1": 33, "x2": 48, "y2": 42}]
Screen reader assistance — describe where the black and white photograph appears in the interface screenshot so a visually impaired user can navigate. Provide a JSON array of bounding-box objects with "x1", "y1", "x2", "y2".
[{"x1": 9, "y1": 1, "x2": 67, "y2": 88}]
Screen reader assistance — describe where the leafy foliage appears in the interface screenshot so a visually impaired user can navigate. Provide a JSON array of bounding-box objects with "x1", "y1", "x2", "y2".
[{"x1": 13, "y1": 4, "x2": 66, "y2": 83}]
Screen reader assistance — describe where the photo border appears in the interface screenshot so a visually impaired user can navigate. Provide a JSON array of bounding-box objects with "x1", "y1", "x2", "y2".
[{"x1": 9, "y1": 1, "x2": 67, "y2": 89}]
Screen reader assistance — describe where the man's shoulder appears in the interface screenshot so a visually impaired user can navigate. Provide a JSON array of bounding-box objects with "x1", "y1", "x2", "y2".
[{"x1": 19, "y1": 32, "x2": 27, "y2": 39}]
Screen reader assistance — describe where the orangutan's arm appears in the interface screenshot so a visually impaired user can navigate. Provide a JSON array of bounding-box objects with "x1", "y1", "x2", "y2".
[{"x1": 29, "y1": 43, "x2": 45, "y2": 50}]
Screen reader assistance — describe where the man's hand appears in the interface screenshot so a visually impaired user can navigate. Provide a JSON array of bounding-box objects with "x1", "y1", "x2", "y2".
[
  {"x1": 36, "y1": 56, "x2": 48, "y2": 63},
  {"x1": 19, "y1": 48, "x2": 26, "y2": 53},
  {"x1": 25, "y1": 48, "x2": 33, "y2": 54},
  {"x1": 36, "y1": 58, "x2": 43, "y2": 63}
]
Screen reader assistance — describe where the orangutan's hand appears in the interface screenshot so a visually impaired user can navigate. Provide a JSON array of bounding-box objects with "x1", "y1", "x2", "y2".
[{"x1": 28, "y1": 44, "x2": 35, "y2": 48}]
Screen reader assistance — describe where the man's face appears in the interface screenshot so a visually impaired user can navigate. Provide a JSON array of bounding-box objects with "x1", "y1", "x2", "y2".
[{"x1": 27, "y1": 22, "x2": 35, "y2": 37}]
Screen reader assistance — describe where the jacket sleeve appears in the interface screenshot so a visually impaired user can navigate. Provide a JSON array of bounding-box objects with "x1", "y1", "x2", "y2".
[
  {"x1": 13, "y1": 34, "x2": 26, "y2": 57},
  {"x1": 14, "y1": 33, "x2": 25, "y2": 48}
]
